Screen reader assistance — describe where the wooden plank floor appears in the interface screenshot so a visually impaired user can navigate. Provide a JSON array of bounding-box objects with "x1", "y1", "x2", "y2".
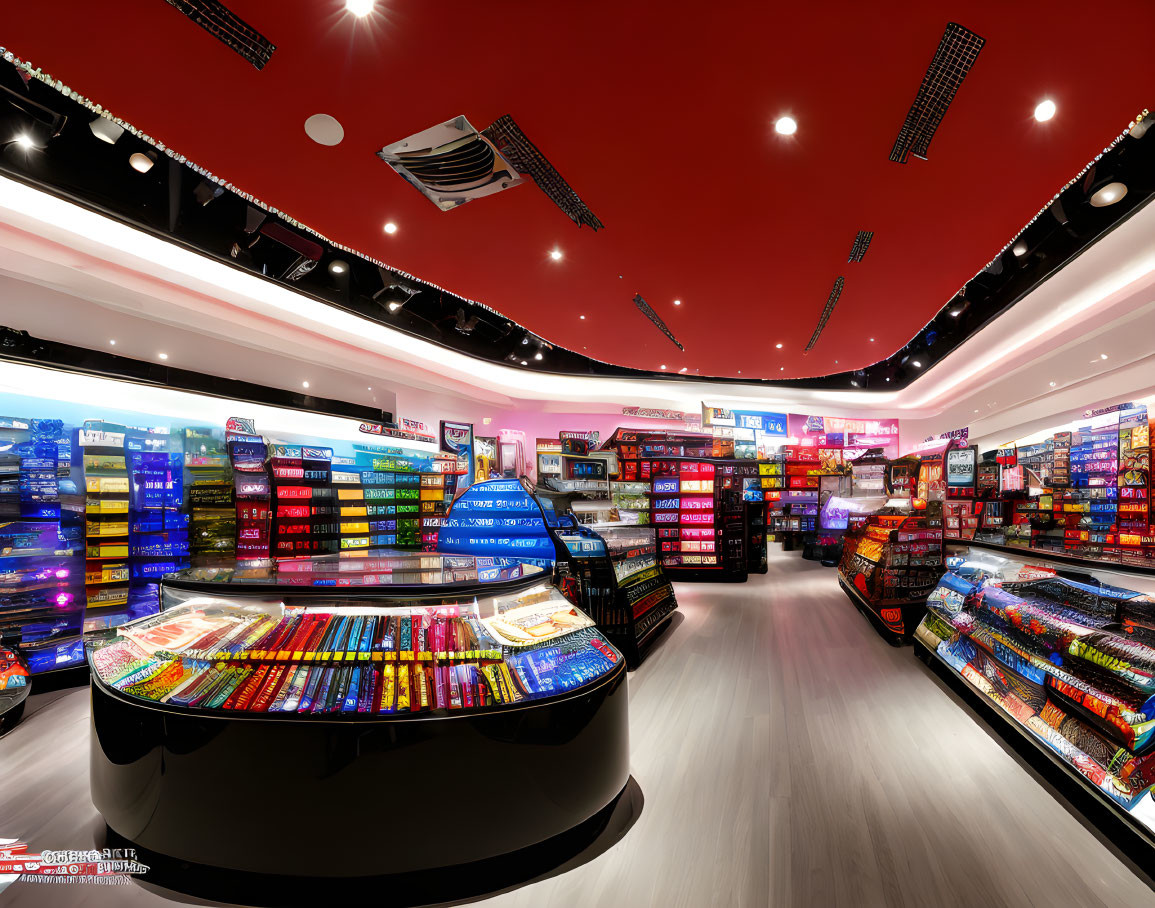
[{"x1": 2, "y1": 549, "x2": 1154, "y2": 907}]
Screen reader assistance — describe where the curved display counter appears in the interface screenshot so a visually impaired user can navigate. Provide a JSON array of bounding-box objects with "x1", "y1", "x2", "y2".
[{"x1": 88, "y1": 551, "x2": 629, "y2": 878}]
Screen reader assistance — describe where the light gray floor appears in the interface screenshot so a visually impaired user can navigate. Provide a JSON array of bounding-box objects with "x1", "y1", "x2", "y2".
[{"x1": 2, "y1": 549, "x2": 1153, "y2": 907}]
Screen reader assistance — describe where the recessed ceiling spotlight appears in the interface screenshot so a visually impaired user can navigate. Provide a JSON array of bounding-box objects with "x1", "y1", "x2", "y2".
[
  {"x1": 88, "y1": 116, "x2": 124, "y2": 144},
  {"x1": 520, "y1": 360, "x2": 528, "y2": 366},
  {"x1": 1090, "y1": 182, "x2": 1128, "y2": 207},
  {"x1": 383, "y1": 221, "x2": 398, "y2": 235},
  {"x1": 521, "y1": 337, "x2": 530, "y2": 345},
  {"x1": 950, "y1": 309, "x2": 960, "y2": 317},
  {"x1": 549, "y1": 248, "x2": 563, "y2": 261},
  {"x1": 367, "y1": 386, "x2": 372, "y2": 390},
  {"x1": 974, "y1": 409, "x2": 979, "y2": 413},
  {"x1": 304, "y1": 113, "x2": 344, "y2": 146},
  {"x1": 328, "y1": 261, "x2": 347, "y2": 275},
  {"x1": 534, "y1": 352, "x2": 543, "y2": 361},
  {"x1": 157, "y1": 352, "x2": 168, "y2": 360},
  {"x1": 912, "y1": 360, "x2": 922, "y2": 367},
  {"x1": 1033, "y1": 99, "x2": 1057, "y2": 122},
  {"x1": 1049, "y1": 381, "x2": 1056, "y2": 387},
  {"x1": 780, "y1": 367, "x2": 785, "y2": 372},
  {"x1": 869, "y1": 337, "x2": 875, "y2": 342},
  {"x1": 1012, "y1": 241, "x2": 1028, "y2": 256},
  {"x1": 302, "y1": 381, "x2": 310, "y2": 389},
  {"x1": 13, "y1": 134, "x2": 36, "y2": 150},
  {"x1": 680, "y1": 367, "x2": 688, "y2": 373},
  {"x1": 346, "y1": 0, "x2": 375, "y2": 17},
  {"x1": 674, "y1": 299, "x2": 682, "y2": 306},
  {"x1": 579, "y1": 315, "x2": 585, "y2": 320},
  {"x1": 774, "y1": 116, "x2": 797, "y2": 136},
  {"x1": 885, "y1": 377, "x2": 890, "y2": 382},
  {"x1": 129, "y1": 151, "x2": 156, "y2": 173},
  {"x1": 1100, "y1": 353, "x2": 1109, "y2": 360},
  {"x1": 850, "y1": 380, "x2": 858, "y2": 387},
  {"x1": 387, "y1": 301, "x2": 402, "y2": 312},
  {"x1": 108, "y1": 339, "x2": 116, "y2": 346},
  {"x1": 660, "y1": 364, "x2": 666, "y2": 370},
  {"x1": 775, "y1": 343, "x2": 783, "y2": 349}
]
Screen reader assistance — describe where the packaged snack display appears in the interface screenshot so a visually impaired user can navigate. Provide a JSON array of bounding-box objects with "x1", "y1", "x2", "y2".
[
  {"x1": 87, "y1": 550, "x2": 630, "y2": 878},
  {"x1": 915, "y1": 548, "x2": 1155, "y2": 848}
]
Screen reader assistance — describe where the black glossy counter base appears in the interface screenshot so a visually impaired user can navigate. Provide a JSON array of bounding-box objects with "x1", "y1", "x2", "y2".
[
  {"x1": 90, "y1": 662, "x2": 629, "y2": 878},
  {"x1": 837, "y1": 576, "x2": 924, "y2": 647},
  {"x1": 914, "y1": 636, "x2": 1155, "y2": 882}
]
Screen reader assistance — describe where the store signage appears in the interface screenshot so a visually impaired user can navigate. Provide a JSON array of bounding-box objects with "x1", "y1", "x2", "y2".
[
  {"x1": 1083, "y1": 401, "x2": 1135, "y2": 418},
  {"x1": 359, "y1": 419, "x2": 437, "y2": 443},
  {"x1": 623, "y1": 406, "x2": 688, "y2": 421},
  {"x1": 226, "y1": 416, "x2": 256, "y2": 436},
  {"x1": 924, "y1": 426, "x2": 969, "y2": 444},
  {"x1": 560, "y1": 429, "x2": 600, "y2": 445},
  {"x1": 996, "y1": 444, "x2": 1017, "y2": 466},
  {"x1": 946, "y1": 448, "x2": 976, "y2": 487}
]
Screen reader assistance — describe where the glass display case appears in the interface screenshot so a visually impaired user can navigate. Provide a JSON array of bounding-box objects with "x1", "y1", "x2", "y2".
[
  {"x1": 915, "y1": 547, "x2": 1155, "y2": 858},
  {"x1": 87, "y1": 551, "x2": 630, "y2": 878}
]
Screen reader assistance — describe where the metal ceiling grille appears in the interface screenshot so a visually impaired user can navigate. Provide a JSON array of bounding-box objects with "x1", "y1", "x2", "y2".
[
  {"x1": 482, "y1": 115, "x2": 604, "y2": 230},
  {"x1": 162, "y1": 0, "x2": 276, "y2": 70},
  {"x1": 633, "y1": 294, "x2": 684, "y2": 350},
  {"x1": 847, "y1": 230, "x2": 874, "y2": 262},
  {"x1": 889, "y1": 22, "x2": 984, "y2": 164},
  {"x1": 804, "y1": 276, "x2": 844, "y2": 352}
]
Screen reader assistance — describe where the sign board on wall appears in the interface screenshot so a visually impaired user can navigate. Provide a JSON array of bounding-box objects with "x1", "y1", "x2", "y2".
[
  {"x1": 946, "y1": 447, "x2": 976, "y2": 488},
  {"x1": 440, "y1": 421, "x2": 475, "y2": 488}
]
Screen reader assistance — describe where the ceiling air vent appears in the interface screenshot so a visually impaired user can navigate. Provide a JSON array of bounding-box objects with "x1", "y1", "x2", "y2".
[
  {"x1": 378, "y1": 116, "x2": 525, "y2": 212},
  {"x1": 161, "y1": 0, "x2": 276, "y2": 70},
  {"x1": 380, "y1": 115, "x2": 603, "y2": 229},
  {"x1": 804, "y1": 276, "x2": 844, "y2": 352},
  {"x1": 633, "y1": 295, "x2": 683, "y2": 351},
  {"x1": 847, "y1": 230, "x2": 874, "y2": 263},
  {"x1": 889, "y1": 22, "x2": 984, "y2": 164}
]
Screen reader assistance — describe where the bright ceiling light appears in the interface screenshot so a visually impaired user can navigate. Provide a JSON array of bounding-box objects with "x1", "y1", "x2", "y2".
[
  {"x1": 1012, "y1": 241, "x2": 1028, "y2": 257},
  {"x1": 780, "y1": 367, "x2": 785, "y2": 372},
  {"x1": 949, "y1": 309, "x2": 960, "y2": 317},
  {"x1": 89, "y1": 117, "x2": 124, "y2": 144},
  {"x1": 679, "y1": 367, "x2": 688, "y2": 373},
  {"x1": 367, "y1": 386, "x2": 372, "y2": 390},
  {"x1": 912, "y1": 360, "x2": 922, "y2": 367},
  {"x1": 673, "y1": 299, "x2": 681, "y2": 306},
  {"x1": 108, "y1": 339, "x2": 116, "y2": 346},
  {"x1": 549, "y1": 248, "x2": 563, "y2": 261},
  {"x1": 387, "y1": 301, "x2": 402, "y2": 312},
  {"x1": 328, "y1": 261, "x2": 347, "y2": 275},
  {"x1": 302, "y1": 381, "x2": 310, "y2": 389},
  {"x1": 579, "y1": 315, "x2": 585, "y2": 320},
  {"x1": 774, "y1": 116, "x2": 797, "y2": 136},
  {"x1": 345, "y1": 0, "x2": 374, "y2": 16},
  {"x1": 660, "y1": 365, "x2": 666, "y2": 370},
  {"x1": 520, "y1": 360, "x2": 528, "y2": 366},
  {"x1": 129, "y1": 152, "x2": 155, "y2": 173},
  {"x1": 869, "y1": 337, "x2": 875, "y2": 342},
  {"x1": 1100, "y1": 353, "x2": 1109, "y2": 360},
  {"x1": 1033, "y1": 99, "x2": 1057, "y2": 122},
  {"x1": 13, "y1": 134, "x2": 36, "y2": 150},
  {"x1": 1049, "y1": 381, "x2": 1056, "y2": 386},
  {"x1": 775, "y1": 343, "x2": 783, "y2": 349},
  {"x1": 1090, "y1": 182, "x2": 1128, "y2": 207},
  {"x1": 383, "y1": 221, "x2": 398, "y2": 235},
  {"x1": 534, "y1": 352, "x2": 543, "y2": 361},
  {"x1": 157, "y1": 352, "x2": 168, "y2": 360}
]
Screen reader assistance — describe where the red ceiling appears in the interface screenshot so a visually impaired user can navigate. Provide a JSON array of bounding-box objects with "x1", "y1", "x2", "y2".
[{"x1": 5, "y1": 2, "x2": 1154, "y2": 379}]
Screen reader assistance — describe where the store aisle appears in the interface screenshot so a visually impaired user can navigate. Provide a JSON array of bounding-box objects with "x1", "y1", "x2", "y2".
[{"x1": 1, "y1": 550, "x2": 1153, "y2": 908}]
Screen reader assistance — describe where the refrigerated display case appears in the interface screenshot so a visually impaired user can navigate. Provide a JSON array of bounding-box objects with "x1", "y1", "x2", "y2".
[
  {"x1": 914, "y1": 547, "x2": 1155, "y2": 860},
  {"x1": 88, "y1": 552, "x2": 630, "y2": 877}
]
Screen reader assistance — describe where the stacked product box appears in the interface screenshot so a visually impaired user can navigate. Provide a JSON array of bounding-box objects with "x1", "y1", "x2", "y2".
[
  {"x1": 228, "y1": 438, "x2": 270, "y2": 560},
  {"x1": 126, "y1": 428, "x2": 189, "y2": 617},
  {"x1": 184, "y1": 427, "x2": 235, "y2": 565},
  {"x1": 270, "y1": 445, "x2": 336, "y2": 557},
  {"x1": 80, "y1": 422, "x2": 131, "y2": 614}
]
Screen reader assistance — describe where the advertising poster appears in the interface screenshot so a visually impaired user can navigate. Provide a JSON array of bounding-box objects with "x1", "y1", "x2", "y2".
[
  {"x1": 946, "y1": 447, "x2": 977, "y2": 489},
  {"x1": 439, "y1": 421, "x2": 475, "y2": 488},
  {"x1": 474, "y1": 436, "x2": 498, "y2": 482}
]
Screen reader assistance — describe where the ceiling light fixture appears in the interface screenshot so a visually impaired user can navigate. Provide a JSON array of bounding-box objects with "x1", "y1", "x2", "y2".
[
  {"x1": 1049, "y1": 381, "x2": 1056, "y2": 387},
  {"x1": 549, "y1": 248, "x2": 563, "y2": 261},
  {"x1": 679, "y1": 367, "x2": 688, "y2": 373},
  {"x1": 88, "y1": 116, "x2": 124, "y2": 144},
  {"x1": 304, "y1": 113, "x2": 345, "y2": 146},
  {"x1": 520, "y1": 360, "x2": 528, "y2": 366},
  {"x1": 1033, "y1": 99, "x2": 1057, "y2": 122},
  {"x1": 1012, "y1": 241, "x2": 1028, "y2": 256},
  {"x1": 534, "y1": 352, "x2": 543, "y2": 361},
  {"x1": 13, "y1": 134, "x2": 36, "y2": 151},
  {"x1": 1089, "y1": 182, "x2": 1128, "y2": 207},
  {"x1": 108, "y1": 339, "x2": 116, "y2": 346},
  {"x1": 780, "y1": 367, "x2": 785, "y2": 372},
  {"x1": 579, "y1": 315, "x2": 585, "y2": 320},
  {"x1": 660, "y1": 365, "x2": 666, "y2": 370},
  {"x1": 345, "y1": 0, "x2": 375, "y2": 17},
  {"x1": 387, "y1": 301, "x2": 402, "y2": 312},
  {"x1": 157, "y1": 352, "x2": 168, "y2": 360},
  {"x1": 950, "y1": 309, "x2": 960, "y2": 317},
  {"x1": 328, "y1": 261, "x2": 347, "y2": 275},
  {"x1": 912, "y1": 360, "x2": 922, "y2": 367},
  {"x1": 869, "y1": 337, "x2": 875, "y2": 342},
  {"x1": 302, "y1": 381, "x2": 310, "y2": 389},
  {"x1": 1100, "y1": 353, "x2": 1109, "y2": 360},
  {"x1": 775, "y1": 343, "x2": 783, "y2": 349},
  {"x1": 674, "y1": 299, "x2": 682, "y2": 306},
  {"x1": 383, "y1": 221, "x2": 398, "y2": 235},
  {"x1": 774, "y1": 116, "x2": 797, "y2": 136},
  {"x1": 129, "y1": 151, "x2": 156, "y2": 173}
]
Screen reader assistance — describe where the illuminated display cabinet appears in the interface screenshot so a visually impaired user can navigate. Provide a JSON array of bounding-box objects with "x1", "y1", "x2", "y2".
[{"x1": 88, "y1": 551, "x2": 629, "y2": 877}]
